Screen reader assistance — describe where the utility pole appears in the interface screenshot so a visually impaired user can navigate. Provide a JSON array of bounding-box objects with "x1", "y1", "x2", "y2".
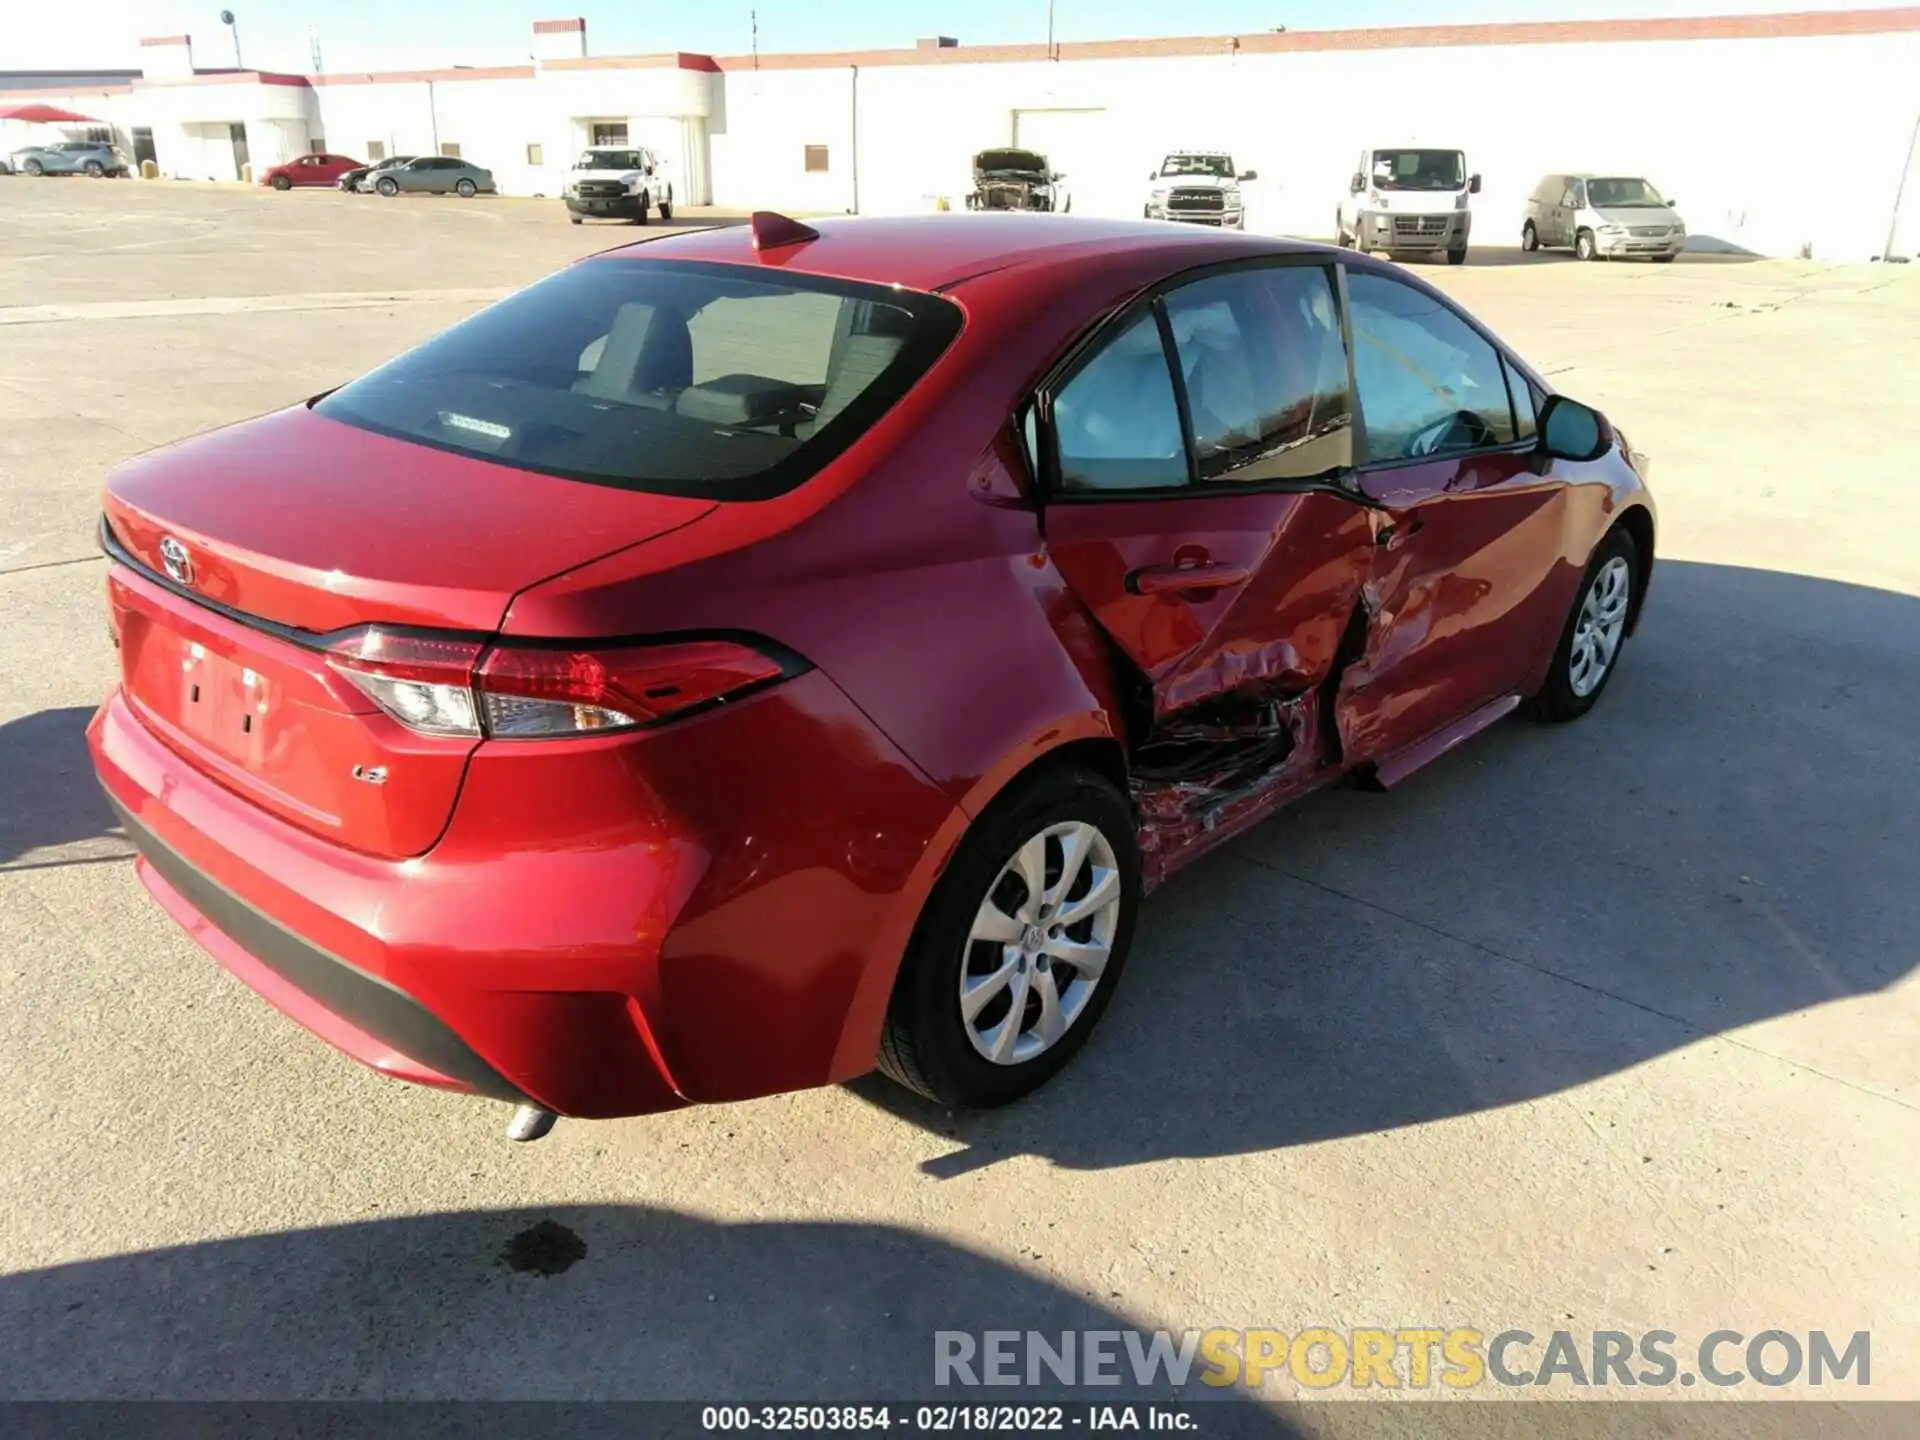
[
  {"x1": 1882, "y1": 109, "x2": 1920, "y2": 262},
  {"x1": 1047, "y1": 0, "x2": 1056, "y2": 59},
  {"x1": 752, "y1": 10, "x2": 759, "y2": 70},
  {"x1": 308, "y1": 24, "x2": 323, "y2": 74}
]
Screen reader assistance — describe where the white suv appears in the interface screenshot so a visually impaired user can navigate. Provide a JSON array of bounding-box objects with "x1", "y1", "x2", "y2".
[
  {"x1": 564, "y1": 146, "x2": 674, "y2": 225},
  {"x1": 1144, "y1": 151, "x2": 1255, "y2": 230}
]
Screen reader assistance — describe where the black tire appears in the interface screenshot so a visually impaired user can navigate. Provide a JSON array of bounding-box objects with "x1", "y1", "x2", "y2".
[
  {"x1": 877, "y1": 766, "x2": 1141, "y2": 1108},
  {"x1": 1521, "y1": 220, "x2": 1539, "y2": 252},
  {"x1": 455, "y1": 178, "x2": 476, "y2": 198},
  {"x1": 24, "y1": 160, "x2": 44, "y2": 176},
  {"x1": 375, "y1": 177, "x2": 398, "y2": 197},
  {"x1": 84, "y1": 160, "x2": 106, "y2": 178},
  {"x1": 633, "y1": 192, "x2": 650, "y2": 225},
  {"x1": 569, "y1": 214, "x2": 583, "y2": 225},
  {"x1": 1447, "y1": 245, "x2": 1467, "y2": 266},
  {"x1": 1575, "y1": 228, "x2": 1600, "y2": 262},
  {"x1": 1335, "y1": 211, "x2": 1353, "y2": 248},
  {"x1": 1652, "y1": 253, "x2": 1677, "y2": 264},
  {"x1": 271, "y1": 173, "x2": 292, "y2": 190},
  {"x1": 1531, "y1": 526, "x2": 1640, "y2": 722},
  {"x1": 658, "y1": 191, "x2": 672, "y2": 221}
]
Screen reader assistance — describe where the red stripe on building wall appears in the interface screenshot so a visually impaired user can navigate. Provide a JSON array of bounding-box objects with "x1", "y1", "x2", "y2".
[
  {"x1": 696, "y1": 6, "x2": 1920, "y2": 70},
  {"x1": 307, "y1": 66, "x2": 537, "y2": 86},
  {"x1": 541, "y1": 51, "x2": 720, "y2": 72}
]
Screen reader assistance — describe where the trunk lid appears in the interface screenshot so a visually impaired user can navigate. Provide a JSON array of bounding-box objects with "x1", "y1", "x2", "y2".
[{"x1": 104, "y1": 405, "x2": 715, "y2": 858}]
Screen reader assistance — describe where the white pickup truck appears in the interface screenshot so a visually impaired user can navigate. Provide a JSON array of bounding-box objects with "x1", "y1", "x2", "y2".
[
  {"x1": 1144, "y1": 151, "x2": 1256, "y2": 230},
  {"x1": 1335, "y1": 146, "x2": 1481, "y2": 264},
  {"x1": 563, "y1": 145, "x2": 675, "y2": 225}
]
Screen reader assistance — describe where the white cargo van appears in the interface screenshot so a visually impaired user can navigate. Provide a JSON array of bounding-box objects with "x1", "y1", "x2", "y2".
[{"x1": 1335, "y1": 146, "x2": 1481, "y2": 264}]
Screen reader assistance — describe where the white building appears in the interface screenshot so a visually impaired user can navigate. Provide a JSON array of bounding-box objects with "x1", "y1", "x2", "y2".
[{"x1": 5, "y1": 8, "x2": 1918, "y2": 260}]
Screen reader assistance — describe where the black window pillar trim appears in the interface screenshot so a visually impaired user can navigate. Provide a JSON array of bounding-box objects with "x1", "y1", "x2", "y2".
[
  {"x1": 1149, "y1": 297, "x2": 1203, "y2": 489},
  {"x1": 1332, "y1": 261, "x2": 1371, "y2": 468}
]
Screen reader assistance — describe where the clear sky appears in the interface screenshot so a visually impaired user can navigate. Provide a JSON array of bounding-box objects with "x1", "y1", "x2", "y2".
[{"x1": 10, "y1": 0, "x2": 1909, "y2": 74}]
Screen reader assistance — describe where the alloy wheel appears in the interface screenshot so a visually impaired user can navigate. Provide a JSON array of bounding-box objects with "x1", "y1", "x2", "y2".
[
  {"x1": 960, "y1": 820, "x2": 1121, "y2": 1066},
  {"x1": 1569, "y1": 556, "x2": 1632, "y2": 697}
]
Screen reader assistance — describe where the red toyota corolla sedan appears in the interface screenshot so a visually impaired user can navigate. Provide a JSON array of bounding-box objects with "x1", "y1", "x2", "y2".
[{"x1": 89, "y1": 212, "x2": 1654, "y2": 1138}]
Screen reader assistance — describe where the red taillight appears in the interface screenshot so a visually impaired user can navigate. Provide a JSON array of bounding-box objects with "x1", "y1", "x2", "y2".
[
  {"x1": 324, "y1": 627, "x2": 787, "y2": 740},
  {"x1": 477, "y1": 640, "x2": 785, "y2": 737}
]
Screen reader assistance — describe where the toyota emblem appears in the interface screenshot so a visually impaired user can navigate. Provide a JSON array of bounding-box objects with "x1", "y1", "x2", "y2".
[{"x1": 159, "y1": 536, "x2": 194, "y2": 586}]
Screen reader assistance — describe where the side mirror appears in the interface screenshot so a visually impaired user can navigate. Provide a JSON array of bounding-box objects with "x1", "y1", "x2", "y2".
[
  {"x1": 1240, "y1": 170, "x2": 1258, "y2": 181},
  {"x1": 1538, "y1": 395, "x2": 1613, "y2": 462},
  {"x1": 1469, "y1": 173, "x2": 1482, "y2": 194},
  {"x1": 1349, "y1": 173, "x2": 1365, "y2": 194},
  {"x1": 1666, "y1": 198, "x2": 1678, "y2": 209},
  {"x1": 1147, "y1": 170, "x2": 1158, "y2": 180}
]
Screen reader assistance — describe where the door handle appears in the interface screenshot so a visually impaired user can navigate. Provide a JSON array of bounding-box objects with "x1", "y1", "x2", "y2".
[{"x1": 1126, "y1": 561, "x2": 1251, "y2": 595}]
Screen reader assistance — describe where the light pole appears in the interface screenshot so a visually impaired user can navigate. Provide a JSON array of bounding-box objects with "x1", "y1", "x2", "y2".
[
  {"x1": 219, "y1": 9, "x2": 244, "y2": 69},
  {"x1": 1047, "y1": 0, "x2": 1056, "y2": 60}
]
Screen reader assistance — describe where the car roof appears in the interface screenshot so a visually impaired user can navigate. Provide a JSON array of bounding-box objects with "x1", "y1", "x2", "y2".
[{"x1": 589, "y1": 214, "x2": 1317, "y2": 292}]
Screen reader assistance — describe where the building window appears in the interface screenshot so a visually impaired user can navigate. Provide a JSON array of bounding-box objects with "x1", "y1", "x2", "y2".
[
  {"x1": 440, "y1": 142, "x2": 462, "y2": 158},
  {"x1": 367, "y1": 140, "x2": 386, "y2": 161},
  {"x1": 526, "y1": 143, "x2": 544, "y2": 166},
  {"x1": 590, "y1": 122, "x2": 629, "y2": 146},
  {"x1": 804, "y1": 144, "x2": 829, "y2": 173}
]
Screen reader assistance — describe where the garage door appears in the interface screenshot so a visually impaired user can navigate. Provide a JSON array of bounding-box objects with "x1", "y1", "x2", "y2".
[{"x1": 1013, "y1": 109, "x2": 1121, "y2": 218}]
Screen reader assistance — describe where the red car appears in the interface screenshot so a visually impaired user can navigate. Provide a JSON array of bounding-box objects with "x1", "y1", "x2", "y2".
[
  {"x1": 89, "y1": 213, "x2": 1654, "y2": 1139},
  {"x1": 260, "y1": 152, "x2": 364, "y2": 190}
]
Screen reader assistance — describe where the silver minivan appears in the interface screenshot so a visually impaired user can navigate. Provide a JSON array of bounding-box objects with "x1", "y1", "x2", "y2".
[{"x1": 1522, "y1": 174, "x2": 1686, "y2": 261}]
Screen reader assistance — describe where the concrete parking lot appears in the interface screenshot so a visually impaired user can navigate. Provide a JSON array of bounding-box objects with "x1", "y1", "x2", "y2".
[{"x1": 2, "y1": 180, "x2": 1917, "y2": 1418}]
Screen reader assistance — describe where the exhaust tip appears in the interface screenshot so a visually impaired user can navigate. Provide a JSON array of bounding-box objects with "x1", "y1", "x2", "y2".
[{"x1": 506, "y1": 1104, "x2": 558, "y2": 1142}]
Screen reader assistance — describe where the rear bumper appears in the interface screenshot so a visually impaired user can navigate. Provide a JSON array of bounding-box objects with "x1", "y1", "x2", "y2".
[
  {"x1": 110, "y1": 791, "x2": 529, "y2": 1103},
  {"x1": 89, "y1": 657, "x2": 961, "y2": 1119}
]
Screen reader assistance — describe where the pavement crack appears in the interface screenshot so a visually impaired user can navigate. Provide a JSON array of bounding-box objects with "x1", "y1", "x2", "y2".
[
  {"x1": 1232, "y1": 850, "x2": 1920, "y2": 1115},
  {"x1": 0, "y1": 554, "x2": 105, "y2": 579}
]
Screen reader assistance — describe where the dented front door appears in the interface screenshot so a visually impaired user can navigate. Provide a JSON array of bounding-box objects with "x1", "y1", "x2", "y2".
[{"x1": 1332, "y1": 266, "x2": 1570, "y2": 766}]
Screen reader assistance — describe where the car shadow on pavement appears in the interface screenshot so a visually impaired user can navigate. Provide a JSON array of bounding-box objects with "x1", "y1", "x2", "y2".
[
  {"x1": 854, "y1": 560, "x2": 1918, "y2": 1174},
  {"x1": 0, "y1": 1203, "x2": 1302, "y2": 1426},
  {"x1": 0, "y1": 705, "x2": 124, "y2": 870}
]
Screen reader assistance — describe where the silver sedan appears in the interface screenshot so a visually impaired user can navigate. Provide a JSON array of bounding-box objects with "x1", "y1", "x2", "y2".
[{"x1": 362, "y1": 156, "x2": 496, "y2": 197}]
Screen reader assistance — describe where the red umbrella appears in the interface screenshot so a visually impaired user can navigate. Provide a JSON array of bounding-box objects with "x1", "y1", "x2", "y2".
[{"x1": 0, "y1": 104, "x2": 102, "y2": 124}]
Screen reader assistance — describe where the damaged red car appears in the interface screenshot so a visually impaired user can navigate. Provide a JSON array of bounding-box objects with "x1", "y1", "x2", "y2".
[{"x1": 89, "y1": 212, "x2": 1654, "y2": 1138}]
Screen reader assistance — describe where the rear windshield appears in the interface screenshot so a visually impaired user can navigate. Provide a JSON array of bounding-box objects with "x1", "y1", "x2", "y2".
[{"x1": 313, "y1": 259, "x2": 963, "y2": 500}]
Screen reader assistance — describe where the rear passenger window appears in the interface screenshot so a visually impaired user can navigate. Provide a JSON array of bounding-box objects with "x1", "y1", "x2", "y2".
[
  {"x1": 1346, "y1": 270, "x2": 1516, "y2": 464},
  {"x1": 1052, "y1": 310, "x2": 1189, "y2": 493},
  {"x1": 1162, "y1": 265, "x2": 1352, "y2": 483}
]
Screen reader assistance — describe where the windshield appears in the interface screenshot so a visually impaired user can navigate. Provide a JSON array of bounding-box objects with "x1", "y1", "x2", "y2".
[
  {"x1": 1585, "y1": 176, "x2": 1666, "y2": 208},
  {"x1": 577, "y1": 150, "x2": 646, "y2": 171},
  {"x1": 313, "y1": 259, "x2": 963, "y2": 502},
  {"x1": 1160, "y1": 154, "x2": 1233, "y2": 178},
  {"x1": 1370, "y1": 149, "x2": 1466, "y2": 192}
]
